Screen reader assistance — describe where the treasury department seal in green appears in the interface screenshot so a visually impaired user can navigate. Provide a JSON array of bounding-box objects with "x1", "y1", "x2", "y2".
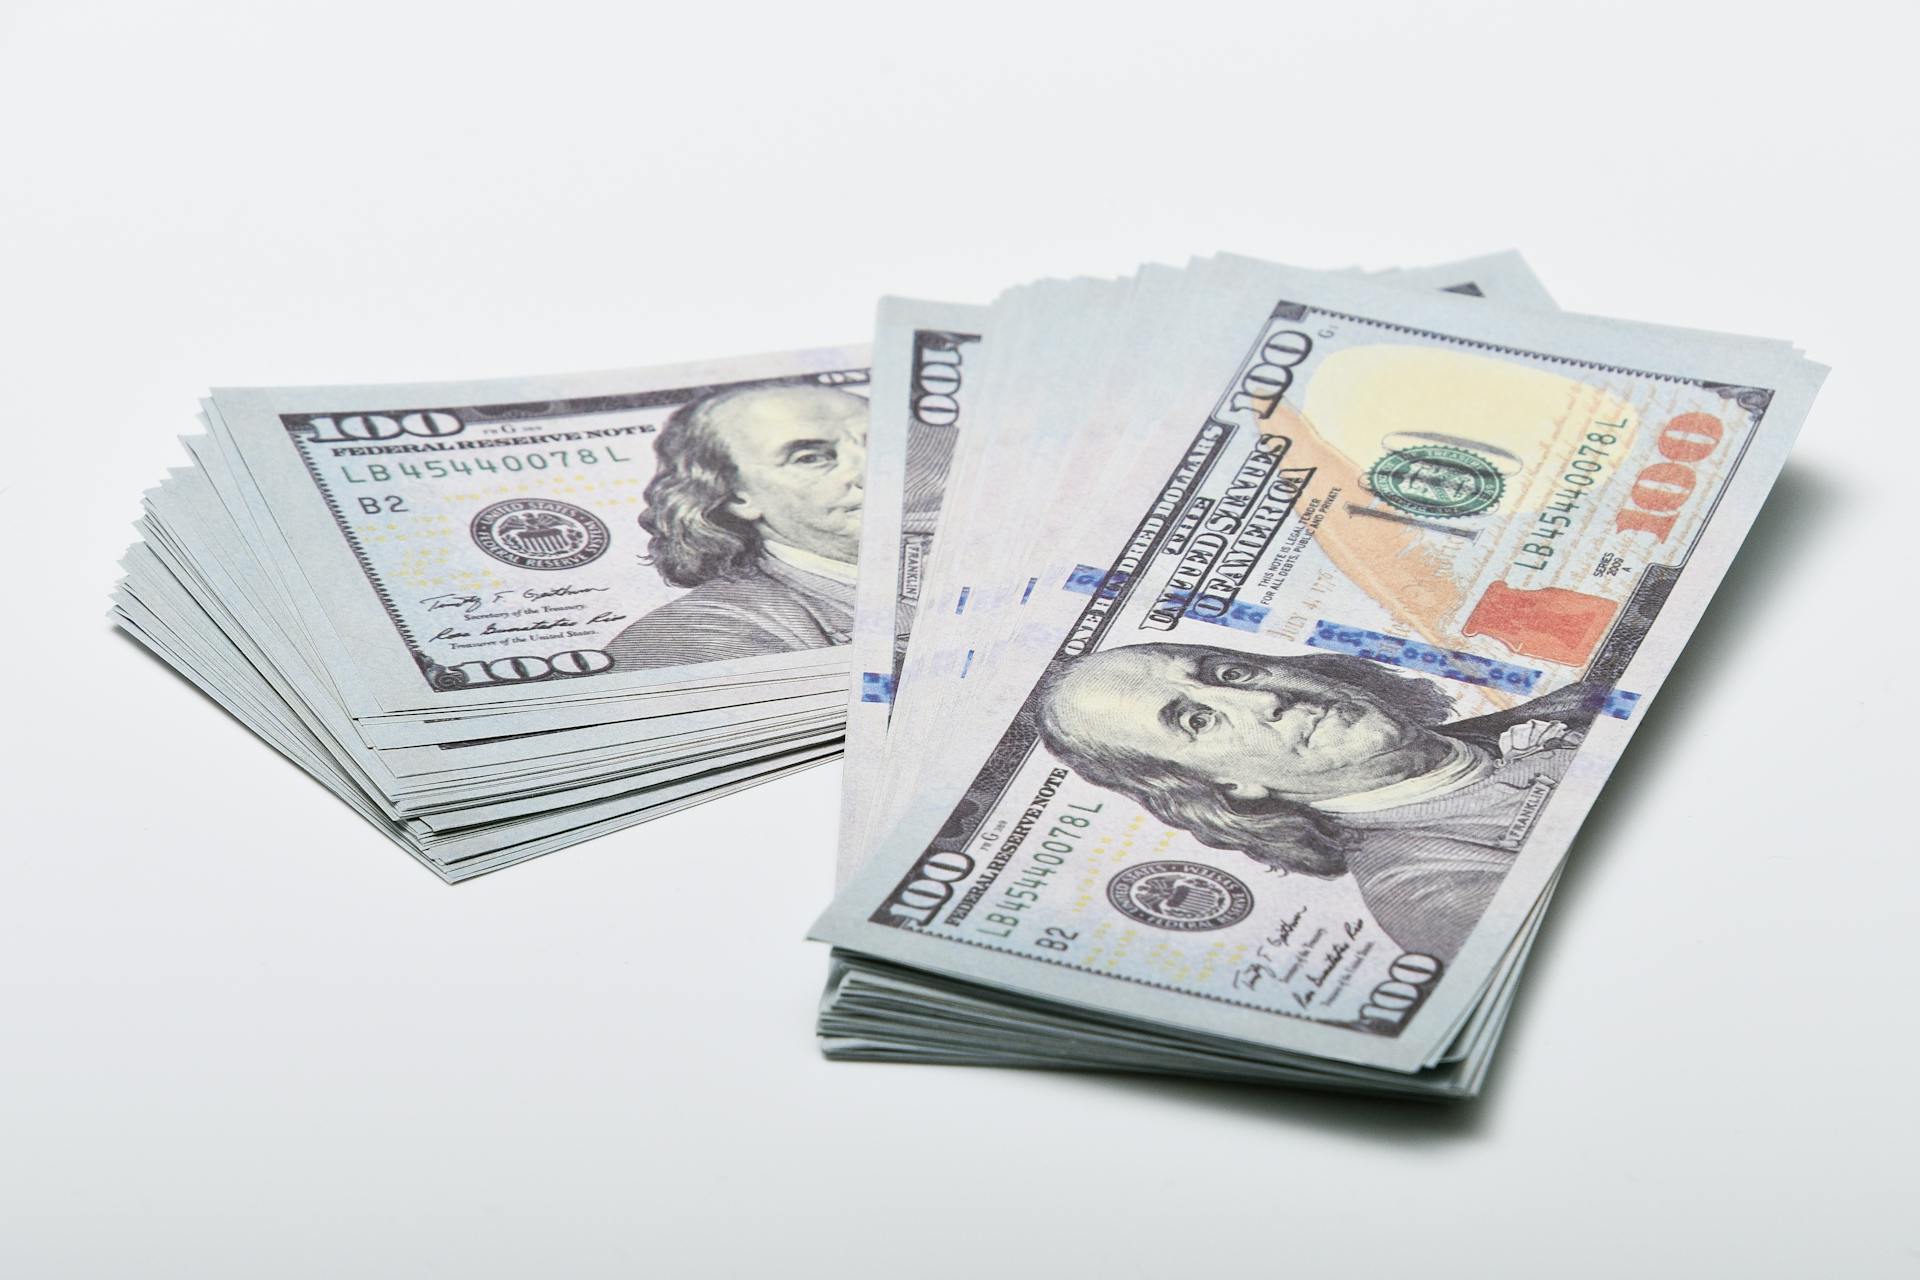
[{"x1": 1365, "y1": 444, "x2": 1505, "y2": 518}]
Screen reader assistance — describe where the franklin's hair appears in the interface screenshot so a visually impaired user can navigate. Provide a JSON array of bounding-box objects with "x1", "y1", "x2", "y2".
[
  {"x1": 1033, "y1": 644, "x2": 1455, "y2": 878},
  {"x1": 637, "y1": 389, "x2": 770, "y2": 587}
]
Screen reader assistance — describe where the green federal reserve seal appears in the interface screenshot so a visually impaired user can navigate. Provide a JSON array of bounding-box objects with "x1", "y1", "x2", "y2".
[{"x1": 1366, "y1": 444, "x2": 1504, "y2": 518}]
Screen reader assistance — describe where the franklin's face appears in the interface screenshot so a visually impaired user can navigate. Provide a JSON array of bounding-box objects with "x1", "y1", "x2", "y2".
[
  {"x1": 709, "y1": 386, "x2": 867, "y2": 563},
  {"x1": 1045, "y1": 646, "x2": 1441, "y2": 804}
]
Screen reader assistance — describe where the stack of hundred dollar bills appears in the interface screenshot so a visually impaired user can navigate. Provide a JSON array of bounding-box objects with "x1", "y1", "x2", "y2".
[
  {"x1": 113, "y1": 350, "x2": 875, "y2": 880},
  {"x1": 811, "y1": 252, "x2": 1824, "y2": 1099}
]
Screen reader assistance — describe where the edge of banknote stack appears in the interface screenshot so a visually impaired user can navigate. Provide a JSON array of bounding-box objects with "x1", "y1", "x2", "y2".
[{"x1": 813, "y1": 251, "x2": 1825, "y2": 1100}]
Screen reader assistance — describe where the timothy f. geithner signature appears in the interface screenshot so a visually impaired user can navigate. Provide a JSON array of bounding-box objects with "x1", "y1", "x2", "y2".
[{"x1": 420, "y1": 583, "x2": 610, "y2": 617}]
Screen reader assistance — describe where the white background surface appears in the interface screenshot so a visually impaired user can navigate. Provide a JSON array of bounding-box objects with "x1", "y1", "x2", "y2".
[{"x1": 3, "y1": 2, "x2": 1914, "y2": 1276}]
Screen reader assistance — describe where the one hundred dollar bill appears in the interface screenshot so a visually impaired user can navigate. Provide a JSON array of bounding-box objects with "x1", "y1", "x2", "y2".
[
  {"x1": 205, "y1": 348, "x2": 871, "y2": 742},
  {"x1": 115, "y1": 345, "x2": 880, "y2": 879},
  {"x1": 814, "y1": 261, "x2": 1823, "y2": 1074}
]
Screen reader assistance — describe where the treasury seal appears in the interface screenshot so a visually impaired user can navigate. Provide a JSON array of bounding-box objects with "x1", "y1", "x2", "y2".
[
  {"x1": 1106, "y1": 861, "x2": 1254, "y2": 932},
  {"x1": 1366, "y1": 444, "x2": 1504, "y2": 519},
  {"x1": 470, "y1": 499, "x2": 610, "y2": 570}
]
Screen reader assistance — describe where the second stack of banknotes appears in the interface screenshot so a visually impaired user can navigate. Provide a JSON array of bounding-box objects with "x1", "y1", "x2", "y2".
[
  {"x1": 114, "y1": 350, "x2": 876, "y2": 879},
  {"x1": 813, "y1": 253, "x2": 1823, "y2": 1098}
]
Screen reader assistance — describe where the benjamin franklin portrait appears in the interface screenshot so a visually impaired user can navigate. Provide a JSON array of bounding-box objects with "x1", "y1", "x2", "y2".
[
  {"x1": 606, "y1": 384, "x2": 868, "y2": 671},
  {"x1": 1034, "y1": 641, "x2": 1603, "y2": 962}
]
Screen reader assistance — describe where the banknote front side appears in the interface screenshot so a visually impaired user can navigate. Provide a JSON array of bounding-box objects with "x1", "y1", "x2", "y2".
[
  {"x1": 229, "y1": 352, "x2": 872, "y2": 701},
  {"x1": 820, "y1": 282, "x2": 1814, "y2": 1069}
]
